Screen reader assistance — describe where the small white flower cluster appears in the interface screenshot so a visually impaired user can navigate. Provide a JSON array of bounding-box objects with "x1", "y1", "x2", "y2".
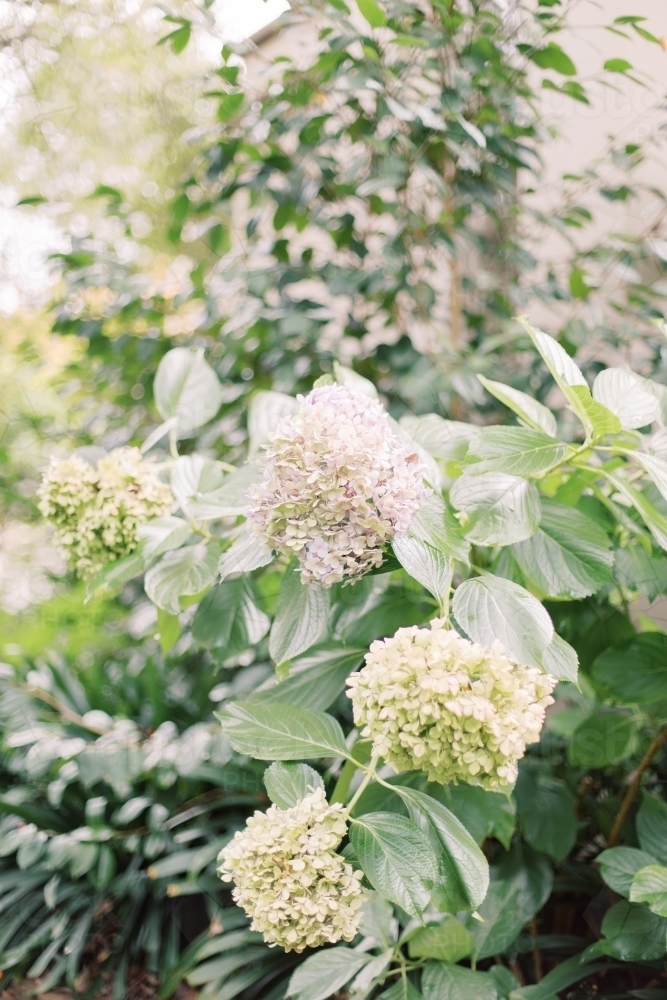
[
  {"x1": 347, "y1": 620, "x2": 556, "y2": 789},
  {"x1": 38, "y1": 448, "x2": 172, "y2": 579},
  {"x1": 247, "y1": 384, "x2": 428, "y2": 586},
  {"x1": 218, "y1": 788, "x2": 366, "y2": 952}
]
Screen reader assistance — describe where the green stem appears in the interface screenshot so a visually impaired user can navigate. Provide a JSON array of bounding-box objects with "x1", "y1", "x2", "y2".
[{"x1": 344, "y1": 756, "x2": 379, "y2": 816}]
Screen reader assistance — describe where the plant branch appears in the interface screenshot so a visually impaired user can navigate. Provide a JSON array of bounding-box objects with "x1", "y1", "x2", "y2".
[{"x1": 608, "y1": 725, "x2": 667, "y2": 847}]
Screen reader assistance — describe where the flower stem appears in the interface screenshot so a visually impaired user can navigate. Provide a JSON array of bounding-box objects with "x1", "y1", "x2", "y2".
[{"x1": 344, "y1": 756, "x2": 379, "y2": 816}]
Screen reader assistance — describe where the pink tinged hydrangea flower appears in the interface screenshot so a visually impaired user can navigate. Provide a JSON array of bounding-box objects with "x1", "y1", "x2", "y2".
[
  {"x1": 246, "y1": 384, "x2": 429, "y2": 586},
  {"x1": 217, "y1": 788, "x2": 366, "y2": 952},
  {"x1": 347, "y1": 619, "x2": 556, "y2": 790},
  {"x1": 38, "y1": 448, "x2": 172, "y2": 579}
]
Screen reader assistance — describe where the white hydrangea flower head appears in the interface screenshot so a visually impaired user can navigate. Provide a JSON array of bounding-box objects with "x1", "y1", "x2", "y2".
[
  {"x1": 38, "y1": 448, "x2": 172, "y2": 579},
  {"x1": 246, "y1": 383, "x2": 429, "y2": 586},
  {"x1": 218, "y1": 787, "x2": 366, "y2": 952},
  {"x1": 347, "y1": 620, "x2": 556, "y2": 790}
]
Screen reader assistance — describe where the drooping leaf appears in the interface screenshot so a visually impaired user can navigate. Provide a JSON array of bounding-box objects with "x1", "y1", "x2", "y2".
[
  {"x1": 144, "y1": 542, "x2": 219, "y2": 614},
  {"x1": 597, "y1": 847, "x2": 659, "y2": 897},
  {"x1": 154, "y1": 348, "x2": 223, "y2": 437},
  {"x1": 287, "y1": 947, "x2": 371, "y2": 1000},
  {"x1": 356, "y1": 0, "x2": 386, "y2": 28},
  {"x1": 263, "y1": 762, "x2": 324, "y2": 808},
  {"x1": 247, "y1": 390, "x2": 299, "y2": 457},
  {"x1": 269, "y1": 565, "x2": 330, "y2": 665},
  {"x1": 630, "y1": 865, "x2": 667, "y2": 917},
  {"x1": 404, "y1": 492, "x2": 470, "y2": 563},
  {"x1": 512, "y1": 498, "x2": 614, "y2": 599},
  {"x1": 350, "y1": 812, "x2": 438, "y2": 918},
  {"x1": 393, "y1": 534, "x2": 453, "y2": 606},
  {"x1": 430, "y1": 784, "x2": 516, "y2": 849},
  {"x1": 395, "y1": 786, "x2": 489, "y2": 913},
  {"x1": 477, "y1": 375, "x2": 557, "y2": 437},
  {"x1": 541, "y1": 633, "x2": 579, "y2": 683},
  {"x1": 217, "y1": 701, "x2": 349, "y2": 760},
  {"x1": 464, "y1": 427, "x2": 568, "y2": 477},
  {"x1": 607, "y1": 471, "x2": 667, "y2": 551},
  {"x1": 599, "y1": 900, "x2": 667, "y2": 960},
  {"x1": 251, "y1": 643, "x2": 365, "y2": 711},
  {"x1": 452, "y1": 575, "x2": 554, "y2": 670},
  {"x1": 218, "y1": 532, "x2": 273, "y2": 580},
  {"x1": 592, "y1": 368, "x2": 661, "y2": 430},
  {"x1": 450, "y1": 473, "x2": 540, "y2": 546},
  {"x1": 191, "y1": 579, "x2": 270, "y2": 652}
]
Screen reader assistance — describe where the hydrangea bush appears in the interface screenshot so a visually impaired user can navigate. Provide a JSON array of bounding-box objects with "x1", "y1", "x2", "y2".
[{"x1": 28, "y1": 327, "x2": 667, "y2": 997}]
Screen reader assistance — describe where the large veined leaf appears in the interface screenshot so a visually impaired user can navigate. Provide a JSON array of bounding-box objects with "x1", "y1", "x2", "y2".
[
  {"x1": 217, "y1": 701, "x2": 349, "y2": 760},
  {"x1": 400, "y1": 414, "x2": 479, "y2": 461},
  {"x1": 599, "y1": 900, "x2": 667, "y2": 961},
  {"x1": 287, "y1": 948, "x2": 371, "y2": 1000},
  {"x1": 144, "y1": 542, "x2": 219, "y2": 614},
  {"x1": 568, "y1": 710, "x2": 637, "y2": 767},
  {"x1": 251, "y1": 644, "x2": 365, "y2": 711},
  {"x1": 154, "y1": 347, "x2": 223, "y2": 437},
  {"x1": 477, "y1": 375, "x2": 557, "y2": 437},
  {"x1": 450, "y1": 473, "x2": 540, "y2": 546},
  {"x1": 592, "y1": 367, "x2": 661, "y2": 430},
  {"x1": 263, "y1": 762, "x2": 324, "y2": 808},
  {"x1": 191, "y1": 579, "x2": 270, "y2": 652},
  {"x1": 350, "y1": 812, "x2": 438, "y2": 918},
  {"x1": 607, "y1": 470, "x2": 667, "y2": 551},
  {"x1": 137, "y1": 516, "x2": 192, "y2": 562},
  {"x1": 632, "y1": 452, "x2": 667, "y2": 507},
  {"x1": 464, "y1": 427, "x2": 568, "y2": 477},
  {"x1": 422, "y1": 962, "x2": 496, "y2": 1000},
  {"x1": 178, "y1": 461, "x2": 263, "y2": 521},
  {"x1": 393, "y1": 534, "x2": 453, "y2": 605},
  {"x1": 247, "y1": 390, "x2": 299, "y2": 456},
  {"x1": 509, "y1": 955, "x2": 606, "y2": 1000},
  {"x1": 597, "y1": 847, "x2": 659, "y2": 897},
  {"x1": 630, "y1": 865, "x2": 667, "y2": 917},
  {"x1": 520, "y1": 321, "x2": 621, "y2": 439},
  {"x1": 452, "y1": 575, "x2": 554, "y2": 670},
  {"x1": 512, "y1": 498, "x2": 614, "y2": 598},
  {"x1": 407, "y1": 918, "x2": 474, "y2": 963},
  {"x1": 171, "y1": 454, "x2": 225, "y2": 505},
  {"x1": 541, "y1": 633, "x2": 579, "y2": 683},
  {"x1": 269, "y1": 565, "x2": 331, "y2": 665},
  {"x1": 593, "y1": 632, "x2": 667, "y2": 704},
  {"x1": 637, "y1": 795, "x2": 667, "y2": 865},
  {"x1": 218, "y1": 532, "x2": 273, "y2": 580},
  {"x1": 403, "y1": 493, "x2": 470, "y2": 563},
  {"x1": 515, "y1": 771, "x2": 577, "y2": 861},
  {"x1": 395, "y1": 787, "x2": 489, "y2": 912},
  {"x1": 333, "y1": 361, "x2": 378, "y2": 398}
]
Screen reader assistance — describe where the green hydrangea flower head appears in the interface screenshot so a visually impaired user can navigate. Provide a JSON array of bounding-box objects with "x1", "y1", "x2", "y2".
[
  {"x1": 38, "y1": 447, "x2": 172, "y2": 579},
  {"x1": 218, "y1": 788, "x2": 366, "y2": 952},
  {"x1": 347, "y1": 619, "x2": 556, "y2": 790}
]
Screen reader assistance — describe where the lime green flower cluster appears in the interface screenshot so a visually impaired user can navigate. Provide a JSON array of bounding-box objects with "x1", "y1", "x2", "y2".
[
  {"x1": 347, "y1": 620, "x2": 556, "y2": 790},
  {"x1": 218, "y1": 789, "x2": 366, "y2": 952},
  {"x1": 38, "y1": 448, "x2": 172, "y2": 579}
]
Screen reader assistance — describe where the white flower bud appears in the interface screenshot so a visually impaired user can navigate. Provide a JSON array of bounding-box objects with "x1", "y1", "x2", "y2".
[
  {"x1": 38, "y1": 448, "x2": 172, "y2": 579},
  {"x1": 347, "y1": 620, "x2": 556, "y2": 790},
  {"x1": 247, "y1": 384, "x2": 428, "y2": 586},
  {"x1": 217, "y1": 788, "x2": 366, "y2": 952}
]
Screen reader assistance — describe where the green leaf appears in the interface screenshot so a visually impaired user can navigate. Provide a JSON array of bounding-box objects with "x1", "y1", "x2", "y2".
[
  {"x1": 217, "y1": 92, "x2": 244, "y2": 122},
  {"x1": 247, "y1": 390, "x2": 298, "y2": 457},
  {"x1": 287, "y1": 947, "x2": 371, "y2": 1000},
  {"x1": 251, "y1": 643, "x2": 365, "y2": 711},
  {"x1": 529, "y1": 42, "x2": 577, "y2": 75},
  {"x1": 630, "y1": 865, "x2": 667, "y2": 916},
  {"x1": 431, "y1": 784, "x2": 515, "y2": 849},
  {"x1": 604, "y1": 57, "x2": 633, "y2": 72},
  {"x1": 395, "y1": 786, "x2": 489, "y2": 912},
  {"x1": 218, "y1": 532, "x2": 273, "y2": 580},
  {"x1": 85, "y1": 551, "x2": 144, "y2": 601},
  {"x1": 450, "y1": 473, "x2": 540, "y2": 546},
  {"x1": 452, "y1": 575, "x2": 554, "y2": 670},
  {"x1": 138, "y1": 516, "x2": 191, "y2": 562},
  {"x1": 631, "y1": 452, "x2": 667, "y2": 508},
  {"x1": 156, "y1": 608, "x2": 181, "y2": 655},
  {"x1": 393, "y1": 535, "x2": 453, "y2": 606},
  {"x1": 599, "y1": 900, "x2": 667, "y2": 960},
  {"x1": 614, "y1": 544, "x2": 667, "y2": 601},
  {"x1": 154, "y1": 348, "x2": 223, "y2": 437},
  {"x1": 263, "y1": 762, "x2": 324, "y2": 808},
  {"x1": 509, "y1": 955, "x2": 605, "y2": 1000},
  {"x1": 377, "y1": 981, "x2": 423, "y2": 1000},
  {"x1": 217, "y1": 701, "x2": 349, "y2": 760},
  {"x1": 637, "y1": 795, "x2": 667, "y2": 865},
  {"x1": 356, "y1": 0, "x2": 386, "y2": 28},
  {"x1": 269, "y1": 565, "x2": 330, "y2": 665},
  {"x1": 350, "y1": 812, "x2": 438, "y2": 918},
  {"x1": 407, "y1": 917, "x2": 474, "y2": 962},
  {"x1": 402, "y1": 492, "x2": 470, "y2": 563},
  {"x1": 568, "y1": 710, "x2": 637, "y2": 767},
  {"x1": 400, "y1": 414, "x2": 479, "y2": 461},
  {"x1": 172, "y1": 457, "x2": 262, "y2": 521},
  {"x1": 607, "y1": 470, "x2": 667, "y2": 551},
  {"x1": 465, "y1": 844, "x2": 553, "y2": 959},
  {"x1": 333, "y1": 362, "x2": 378, "y2": 398},
  {"x1": 465, "y1": 427, "x2": 568, "y2": 477},
  {"x1": 592, "y1": 368, "x2": 660, "y2": 430},
  {"x1": 597, "y1": 847, "x2": 659, "y2": 897},
  {"x1": 515, "y1": 771, "x2": 577, "y2": 861},
  {"x1": 171, "y1": 454, "x2": 224, "y2": 502},
  {"x1": 477, "y1": 375, "x2": 558, "y2": 437},
  {"x1": 191, "y1": 579, "x2": 270, "y2": 652},
  {"x1": 512, "y1": 498, "x2": 614, "y2": 599},
  {"x1": 422, "y1": 962, "x2": 497, "y2": 1000},
  {"x1": 144, "y1": 542, "x2": 219, "y2": 614},
  {"x1": 593, "y1": 632, "x2": 667, "y2": 703}
]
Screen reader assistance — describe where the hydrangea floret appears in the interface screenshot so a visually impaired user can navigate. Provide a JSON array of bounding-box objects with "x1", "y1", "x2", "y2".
[
  {"x1": 38, "y1": 448, "x2": 172, "y2": 579},
  {"x1": 347, "y1": 620, "x2": 556, "y2": 790},
  {"x1": 247, "y1": 383, "x2": 429, "y2": 586},
  {"x1": 217, "y1": 787, "x2": 366, "y2": 952}
]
